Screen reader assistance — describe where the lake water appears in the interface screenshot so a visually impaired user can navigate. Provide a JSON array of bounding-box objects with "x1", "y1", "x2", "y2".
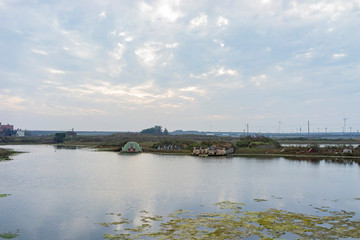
[{"x1": 1, "y1": 145, "x2": 360, "y2": 239}]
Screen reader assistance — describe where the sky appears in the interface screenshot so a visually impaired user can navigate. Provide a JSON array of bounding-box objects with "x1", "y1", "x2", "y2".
[{"x1": 0, "y1": 0, "x2": 359, "y2": 133}]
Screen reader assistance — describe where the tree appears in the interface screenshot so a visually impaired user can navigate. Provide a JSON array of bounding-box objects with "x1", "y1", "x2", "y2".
[
  {"x1": 141, "y1": 126, "x2": 166, "y2": 135},
  {"x1": 164, "y1": 128, "x2": 169, "y2": 135},
  {"x1": 154, "y1": 125, "x2": 162, "y2": 134},
  {"x1": 54, "y1": 133, "x2": 66, "y2": 143},
  {"x1": 0, "y1": 128, "x2": 16, "y2": 137}
]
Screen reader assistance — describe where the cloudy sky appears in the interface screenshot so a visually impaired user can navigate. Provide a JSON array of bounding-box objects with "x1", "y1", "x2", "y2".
[{"x1": 1, "y1": 0, "x2": 359, "y2": 133}]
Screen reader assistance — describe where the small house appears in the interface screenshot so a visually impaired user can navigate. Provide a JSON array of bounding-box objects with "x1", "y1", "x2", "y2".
[
  {"x1": 16, "y1": 130, "x2": 26, "y2": 137},
  {"x1": 343, "y1": 148, "x2": 353, "y2": 154},
  {"x1": 122, "y1": 142, "x2": 142, "y2": 153}
]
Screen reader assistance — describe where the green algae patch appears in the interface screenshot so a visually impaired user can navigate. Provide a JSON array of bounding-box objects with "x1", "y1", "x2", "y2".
[
  {"x1": 99, "y1": 201, "x2": 360, "y2": 239},
  {"x1": 254, "y1": 198, "x2": 268, "y2": 202},
  {"x1": 0, "y1": 231, "x2": 19, "y2": 239},
  {"x1": 0, "y1": 194, "x2": 11, "y2": 198}
]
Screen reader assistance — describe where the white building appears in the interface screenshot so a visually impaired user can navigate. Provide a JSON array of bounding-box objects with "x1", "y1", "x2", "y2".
[{"x1": 16, "y1": 130, "x2": 26, "y2": 137}]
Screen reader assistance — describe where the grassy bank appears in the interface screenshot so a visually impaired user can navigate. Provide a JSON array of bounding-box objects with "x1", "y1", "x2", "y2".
[{"x1": 0, "y1": 148, "x2": 17, "y2": 160}]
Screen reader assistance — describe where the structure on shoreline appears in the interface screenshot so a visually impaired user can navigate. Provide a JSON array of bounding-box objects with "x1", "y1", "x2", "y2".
[
  {"x1": 0, "y1": 122, "x2": 15, "y2": 136},
  {"x1": 192, "y1": 145, "x2": 234, "y2": 156},
  {"x1": 121, "y1": 142, "x2": 142, "y2": 153}
]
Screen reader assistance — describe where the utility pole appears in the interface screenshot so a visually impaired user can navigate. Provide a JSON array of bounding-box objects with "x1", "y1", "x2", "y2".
[
  {"x1": 246, "y1": 123, "x2": 249, "y2": 135},
  {"x1": 278, "y1": 121, "x2": 281, "y2": 134},
  {"x1": 343, "y1": 117, "x2": 349, "y2": 134},
  {"x1": 307, "y1": 121, "x2": 310, "y2": 139}
]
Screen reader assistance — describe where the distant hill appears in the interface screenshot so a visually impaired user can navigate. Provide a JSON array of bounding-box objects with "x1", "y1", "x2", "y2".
[{"x1": 29, "y1": 130, "x2": 121, "y2": 136}]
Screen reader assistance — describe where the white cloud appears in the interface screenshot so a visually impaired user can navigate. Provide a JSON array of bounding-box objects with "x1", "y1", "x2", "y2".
[
  {"x1": 111, "y1": 43, "x2": 125, "y2": 60},
  {"x1": 108, "y1": 30, "x2": 117, "y2": 37},
  {"x1": 216, "y1": 16, "x2": 229, "y2": 28},
  {"x1": 286, "y1": 1, "x2": 351, "y2": 21},
  {"x1": 190, "y1": 66, "x2": 238, "y2": 79},
  {"x1": 305, "y1": 98, "x2": 324, "y2": 104},
  {"x1": 124, "y1": 36, "x2": 134, "y2": 42},
  {"x1": 251, "y1": 74, "x2": 268, "y2": 87},
  {"x1": 135, "y1": 43, "x2": 160, "y2": 66},
  {"x1": 214, "y1": 39, "x2": 225, "y2": 48},
  {"x1": 294, "y1": 48, "x2": 316, "y2": 59},
  {"x1": 292, "y1": 77, "x2": 302, "y2": 83},
  {"x1": 215, "y1": 67, "x2": 237, "y2": 77},
  {"x1": 58, "y1": 29, "x2": 99, "y2": 59},
  {"x1": 333, "y1": 53, "x2": 347, "y2": 59},
  {"x1": 0, "y1": 94, "x2": 26, "y2": 111},
  {"x1": 276, "y1": 66, "x2": 283, "y2": 71},
  {"x1": 36, "y1": 105, "x2": 107, "y2": 117},
  {"x1": 118, "y1": 32, "x2": 127, "y2": 37},
  {"x1": 135, "y1": 42, "x2": 176, "y2": 67},
  {"x1": 52, "y1": 80, "x2": 201, "y2": 109},
  {"x1": 105, "y1": 63, "x2": 125, "y2": 77},
  {"x1": 46, "y1": 68, "x2": 65, "y2": 74},
  {"x1": 43, "y1": 80, "x2": 60, "y2": 86},
  {"x1": 206, "y1": 114, "x2": 230, "y2": 120},
  {"x1": 190, "y1": 13, "x2": 208, "y2": 28},
  {"x1": 118, "y1": 32, "x2": 134, "y2": 42},
  {"x1": 265, "y1": 47, "x2": 272, "y2": 53},
  {"x1": 213, "y1": 79, "x2": 244, "y2": 90},
  {"x1": 166, "y1": 42, "x2": 179, "y2": 48},
  {"x1": 32, "y1": 49, "x2": 48, "y2": 55},
  {"x1": 179, "y1": 86, "x2": 206, "y2": 96},
  {"x1": 98, "y1": 11, "x2": 106, "y2": 21},
  {"x1": 138, "y1": 0, "x2": 183, "y2": 23}
]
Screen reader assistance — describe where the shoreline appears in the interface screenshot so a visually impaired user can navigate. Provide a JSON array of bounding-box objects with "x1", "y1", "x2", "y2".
[{"x1": 2, "y1": 143, "x2": 360, "y2": 161}]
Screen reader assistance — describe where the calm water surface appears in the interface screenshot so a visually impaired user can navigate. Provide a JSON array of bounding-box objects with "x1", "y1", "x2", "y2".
[{"x1": 1, "y1": 145, "x2": 359, "y2": 239}]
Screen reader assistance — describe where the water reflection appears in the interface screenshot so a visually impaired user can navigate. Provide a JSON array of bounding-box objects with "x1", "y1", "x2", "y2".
[
  {"x1": 283, "y1": 156, "x2": 360, "y2": 166},
  {"x1": 54, "y1": 145, "x2": 88, "y2": 150},
  {"x1": 0, "y1": 145, "x2": 359, "y2": 240}
]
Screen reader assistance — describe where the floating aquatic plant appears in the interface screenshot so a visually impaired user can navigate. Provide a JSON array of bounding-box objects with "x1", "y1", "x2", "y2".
[
  {"x1": 99, "y1": 201, "x2": 360, "y2": 239},
  {"x1": 253, "y1": 198, "x2": 268, "y2": 202},
  {"x1": 0, "y1": 230, "x2": 19, "y2": 239},
  {"x1": 0, "y1": 194, "x2": 11, "y2": 198}
]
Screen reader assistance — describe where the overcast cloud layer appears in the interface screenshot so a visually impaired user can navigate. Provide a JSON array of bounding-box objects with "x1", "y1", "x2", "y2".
[{"x1": 1, "y1": 0, "x2": 359, "y2": 132}]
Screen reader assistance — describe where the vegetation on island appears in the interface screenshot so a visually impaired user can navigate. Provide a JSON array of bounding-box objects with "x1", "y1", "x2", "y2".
[
  {"x1": 99, "y1": 201, "x2": 360, "y2": 239},
  {"x1": 236, "y1": 135, "x2": 281, "y2": 148}
]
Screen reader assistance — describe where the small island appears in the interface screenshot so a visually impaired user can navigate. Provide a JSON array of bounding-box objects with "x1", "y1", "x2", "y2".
[{"x1": 1, "y1": 125, "x2": 360, "y2": 161}]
